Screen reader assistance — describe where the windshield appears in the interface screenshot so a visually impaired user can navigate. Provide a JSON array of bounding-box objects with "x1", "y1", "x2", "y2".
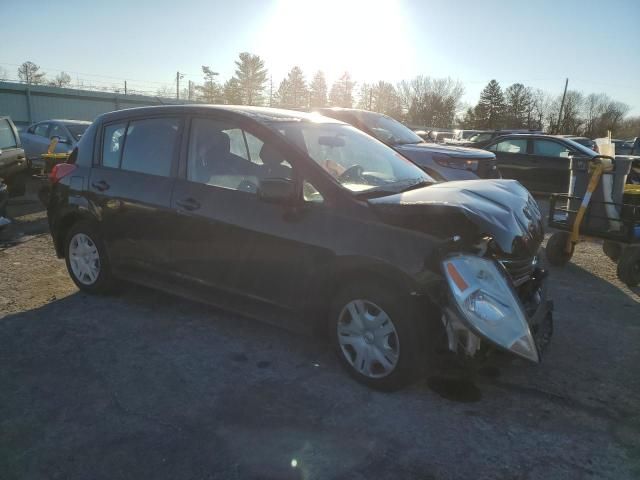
[
  {"x1": 468, "y1": 132, "x2": 493, "y2": 143},
  {"x1": 276, "y1": 122, "x2": 434, "y2": 193},
  {"x1": 355, "y1": 112, "x2": 423, "y2": 146},
  {"x1": 65, "y1": 123, "x2": 89, "y2": 141}
]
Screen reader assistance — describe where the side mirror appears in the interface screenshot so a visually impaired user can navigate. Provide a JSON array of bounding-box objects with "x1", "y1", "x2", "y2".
[
  {"x1": 257, "y1": 178, "x2": 296, "y2": 204},
  {"x1": 52, "y1": 135, "x2": 70, "y2": 144}
]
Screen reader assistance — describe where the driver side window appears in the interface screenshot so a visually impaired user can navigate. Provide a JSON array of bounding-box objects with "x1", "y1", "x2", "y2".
[{"x1": 187, "y1": 118, "x2": 293, "y2": 194}]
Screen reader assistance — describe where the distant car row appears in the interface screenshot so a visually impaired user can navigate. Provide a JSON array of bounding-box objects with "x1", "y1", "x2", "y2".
[{"x1": 2, "y1": 110, "x2": 639, "y2": 200}]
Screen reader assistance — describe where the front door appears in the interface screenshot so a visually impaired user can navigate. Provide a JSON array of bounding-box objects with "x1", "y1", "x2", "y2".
[
  {"x1": 170, "y1": 116, "x2": 331, "y2": 317},
  {"x1": 89, "y1": 116, "x2": 182, "y2": 276},
  {"x1": 530, "y1": 139, "x2": 572, "y2": 194}
]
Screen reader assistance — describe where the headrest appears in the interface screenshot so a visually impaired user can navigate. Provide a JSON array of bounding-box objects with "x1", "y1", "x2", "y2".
[{"x1": 259, "y1": 143, "x2": 283, "y2": 167}]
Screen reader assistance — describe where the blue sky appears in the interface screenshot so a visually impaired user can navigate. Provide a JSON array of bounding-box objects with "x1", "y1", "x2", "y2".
[{"x1": 2, "y1": 0, "x2": 639, "y2": 113}]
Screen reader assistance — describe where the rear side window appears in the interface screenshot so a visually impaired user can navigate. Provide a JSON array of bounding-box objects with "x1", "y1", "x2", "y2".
[
  {"x1": 120, "y1": 117, "x2": 180, "y2": 177},
  {"x1": 0, "y1": 119, "x2": 17, "y2": 149},
  {"x1": 102, "y1": 123, "x2": 126, "y2": 168},
  {"x1": 491, "y1": 139, "x2": 527, "y2": 153},
  {"x1": 533, "y1": 140, "x2": 570, "y2": 158}
]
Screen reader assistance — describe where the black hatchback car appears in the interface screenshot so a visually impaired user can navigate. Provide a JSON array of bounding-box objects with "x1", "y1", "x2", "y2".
[{"x1": 47, "y1": 105, "x2": 552, "y2": 390}]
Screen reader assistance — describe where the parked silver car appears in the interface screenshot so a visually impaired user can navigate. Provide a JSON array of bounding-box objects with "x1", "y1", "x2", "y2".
[{"x1": 20, "y1": 119, "x2": 91, "y2": 169}]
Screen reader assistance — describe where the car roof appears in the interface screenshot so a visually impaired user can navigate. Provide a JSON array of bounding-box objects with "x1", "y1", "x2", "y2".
[{"x1": 98, "y1": 105, "x2": 343, "y2": 126}]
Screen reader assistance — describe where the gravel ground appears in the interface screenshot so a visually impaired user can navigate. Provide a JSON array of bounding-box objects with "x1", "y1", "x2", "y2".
[{"x1": 0, "y1": 188, "x2": 639, "y2": 480}]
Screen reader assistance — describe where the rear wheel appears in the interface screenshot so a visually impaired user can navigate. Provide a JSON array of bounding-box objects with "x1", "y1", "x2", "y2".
[
  {"x1": 329, "y1": 281, "x2": 426, "y2": 391},
  {"x1": 545, "y1": 231, "x2": 574, "y2": 266},
  {"x1": 617, "y1": 247, "x2": 640, "y2": 288},
  {"x1": 602, "y1": 240, "x2": 622, "y2": 262},
  {"x1": 64, "y1": 221, "x2": 115, "y2": 294}
]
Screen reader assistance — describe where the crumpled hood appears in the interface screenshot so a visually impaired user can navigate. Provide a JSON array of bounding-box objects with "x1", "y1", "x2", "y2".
[
  {"x1": 368, "y1": 179, "x2": 543, "y2": 256},
  {"x1": 395, "y1": 142, "x2": 495, "y2": 159}
]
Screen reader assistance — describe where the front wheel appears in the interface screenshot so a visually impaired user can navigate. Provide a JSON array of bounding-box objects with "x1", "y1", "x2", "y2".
[
  {"x1": 64, "y1": 221, "x2": 115, "y2": 294},
  {"x1": 545, "y1": 231, "x2": 574, "y2": 266},
  {"x1": 617, "y1": 247, "x2": 640, "y2": 288},
  {"x1": 329, "y1": 281, "x2": 426, "y2": 391}
]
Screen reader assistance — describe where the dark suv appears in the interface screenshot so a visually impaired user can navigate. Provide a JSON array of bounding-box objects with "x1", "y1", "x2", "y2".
[
  {"x1": 47, "y1": 105, "x2": 552, "y2": 390},
  {"x1": 314, "y1": 108, "x2": 500, "y2": 181}
]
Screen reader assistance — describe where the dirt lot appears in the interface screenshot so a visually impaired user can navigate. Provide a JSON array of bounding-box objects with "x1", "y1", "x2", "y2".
[{"x1": 1, "y1": 186, "x2": 639, "y2": 480}]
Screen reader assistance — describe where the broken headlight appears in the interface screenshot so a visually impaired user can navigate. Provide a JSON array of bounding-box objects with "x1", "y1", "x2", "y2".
[{"x1": 442, "y1": 255, "x2": 539, "y2": 363}]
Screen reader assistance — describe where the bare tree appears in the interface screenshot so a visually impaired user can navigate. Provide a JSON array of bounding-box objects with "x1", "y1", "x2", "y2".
[
  {"x1": 18, "y1": 61, "x2": 46, "y2": 85},
  {"x1": 397, "y1": 76, "x2": 464, "y2": 127},
  {"x1": 50, "y1": 71, "x2": 72, "y2": 88}
]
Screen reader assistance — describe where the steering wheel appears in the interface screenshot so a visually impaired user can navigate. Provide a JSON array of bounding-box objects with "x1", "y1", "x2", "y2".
[
  {"x1": 237, "y1": 179, "x2": 258, "y2": 193},
  {"x1": 338, "y1": 165, "x2": 365, "y2": 183}
]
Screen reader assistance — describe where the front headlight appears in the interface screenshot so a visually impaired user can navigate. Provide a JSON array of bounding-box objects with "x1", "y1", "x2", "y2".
[
  {"x1": 442, "y1": 255, "x2": 539, "y2": 363},
  {"x1": 434, "y1": 155, "x2": 479, "y2": 171}
]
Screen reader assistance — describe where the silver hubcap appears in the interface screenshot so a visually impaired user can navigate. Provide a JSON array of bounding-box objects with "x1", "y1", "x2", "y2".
[
  {"x1": 337, "y1": 299, "x2": 400, "y2": 378},
  {"x1": 69, "y1": 233, "x2": 100, "y2": 285}
]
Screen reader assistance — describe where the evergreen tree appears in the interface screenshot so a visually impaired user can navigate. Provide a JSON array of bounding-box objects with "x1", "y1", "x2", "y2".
[
  {"x1": 232, "y1": 52, "x2": 268, "y2": 105},
  {"x1": 274, "y1": 66, "x2": 307, "y2": 108},
  {"x1": 475, "y1": 79, "x2": 505, "y2": 129},
  {"x1": 196, "y1": 65, "x2": 222, "y2": 103},
  {"x1": 223, "y1": 78, "x2": 243, "y2": 105},
  {"x1": 309, "y1": 71, "x2": 328, "y2": 108},
  {"x1": 329, "y1": 72, "x2": 355, "y2": 108}
]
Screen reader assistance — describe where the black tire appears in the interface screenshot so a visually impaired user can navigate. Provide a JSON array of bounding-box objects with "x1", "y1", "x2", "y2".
[
  {"x1": 545, "y1": 231, "x2": 574, "y2": 266},
  {"x1": 7, "y1": 172, "x2": 28, "y2": 198},
  {"x1": 64, "y1": 220, "x2": 115, "y2": 294},
  {"x1": 328, "y1": 280, "x2": 428, "y2": 391},
  {"x1": 603, "y1": 240, "x2": 622, "y2": 262},
  {"x1": 617, "y1": 247, "x2": 640, "y2": 288}
]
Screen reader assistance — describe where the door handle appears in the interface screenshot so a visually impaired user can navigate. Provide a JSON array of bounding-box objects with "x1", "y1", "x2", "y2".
[
  {"x1": 91, "y1": 180, "x2": 110, "y2": 191},
  {"x1": 176, "y1": 197, "x2": 201, "y2": 211}
]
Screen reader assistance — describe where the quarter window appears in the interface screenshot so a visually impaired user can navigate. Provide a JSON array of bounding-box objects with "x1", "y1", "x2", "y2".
[
  {"x1": 0, "y1": 119, "x2": 17, "y2": 149},
  {"x1": 533, "y1": 140, "x2": 571, "y2": 158},
  {"x1": 120, "y1": 117, "x2": 180, "y2": 177},
  {"x1": 102, "y1": 123, "x2": 126, "y2": 168}
]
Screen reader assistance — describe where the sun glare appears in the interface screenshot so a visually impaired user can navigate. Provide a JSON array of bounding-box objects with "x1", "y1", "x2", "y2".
[{"x1": 257, "y1": 0, "x2": 415, "y2": 84}]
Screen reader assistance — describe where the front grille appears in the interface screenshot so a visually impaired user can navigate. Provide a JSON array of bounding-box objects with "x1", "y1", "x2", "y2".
[{"x1": 499, "y1": 256, "x2": 537, "y2": 287}]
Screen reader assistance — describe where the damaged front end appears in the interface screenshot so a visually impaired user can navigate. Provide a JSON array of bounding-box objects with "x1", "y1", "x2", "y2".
[{"x1": 369, "y1": 179, "x2": 553, "y2": 365}]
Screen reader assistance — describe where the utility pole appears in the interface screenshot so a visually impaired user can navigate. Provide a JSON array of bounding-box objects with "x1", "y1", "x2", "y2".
[
  {"x1": 269, "y1": 75, "x2": 273, "y2": 107},
  {"x1": 176, "y1": 71, "x2": 184, "y2": 100},
  {"x1": 124, "y1": 80, "x2": 127, "y2": 95},
  {"x1": 555, "y1": 77, "x2": 569, "y2": 134},
  {"x1": 188, "y1": 80, "x2": 193, "y2": 101}
]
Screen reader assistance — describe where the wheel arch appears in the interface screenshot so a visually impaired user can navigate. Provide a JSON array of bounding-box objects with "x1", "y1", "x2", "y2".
[{"x1": 53, "y1": 210, "x2": 99, "y2": 258}]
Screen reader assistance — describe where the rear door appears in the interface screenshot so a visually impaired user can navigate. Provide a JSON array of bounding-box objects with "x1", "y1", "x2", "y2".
[
  {"x1": 531, "y1": 139, "x2": 572, "y2": 193},
  {"x1": 0, "y1": 118, "x2": 26, "y2": 182},
  {"x1": 487, "y1": 137, "x2": 534, "y2": 188},
  {"x1": 89, "y1": 116, "x2": 182, "y2": 276}
]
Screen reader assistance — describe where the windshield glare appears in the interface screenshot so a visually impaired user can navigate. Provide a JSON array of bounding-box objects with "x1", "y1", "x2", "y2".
[
  {"x1": 277, "y1": 122, "x2": 434, "y2": 193},
  {"x1": 356, "y1": 112, "x2": 423, "y2": 146}
]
